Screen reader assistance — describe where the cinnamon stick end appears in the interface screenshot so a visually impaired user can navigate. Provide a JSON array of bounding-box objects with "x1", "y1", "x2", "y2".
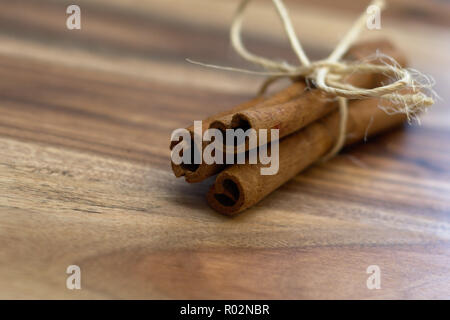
[{"x1": 207, "y1": 173, "x2": 246, "y2": 215}]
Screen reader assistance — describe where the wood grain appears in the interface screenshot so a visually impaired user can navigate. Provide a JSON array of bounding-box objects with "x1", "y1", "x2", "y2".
[{"x1": 0, "y1": 0, "x2": 449, "y2": 299}]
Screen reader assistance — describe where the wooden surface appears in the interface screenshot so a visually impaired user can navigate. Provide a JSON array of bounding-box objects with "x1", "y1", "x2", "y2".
[{"x1": 0, "y1": 0, "x2": 449, "y2": 299}]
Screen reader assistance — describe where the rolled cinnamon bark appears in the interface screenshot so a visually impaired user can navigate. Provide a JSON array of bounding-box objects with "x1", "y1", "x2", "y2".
[
  {"x1": 211, "y1": 39, "x2": 407, "y2": 150},
  {"x1": 170, "y1": 82, "x2": 305, "y2": 182},
  {"x1": 170, "y1": 95, "x2": 264, "y2": 178},
  {"x1": 207, "y1": 97, "x2": 406, "y2": 215}
]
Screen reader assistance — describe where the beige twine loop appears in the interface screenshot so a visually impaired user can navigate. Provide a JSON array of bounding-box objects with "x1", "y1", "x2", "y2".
[{"x1": 188, "y1": 0, "x2": 436, "y2": 160}]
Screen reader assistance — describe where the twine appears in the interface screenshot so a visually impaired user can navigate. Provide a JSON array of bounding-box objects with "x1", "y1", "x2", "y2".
[{"x1": 188, "y1": 0, "x2": 435, "y2": 160}]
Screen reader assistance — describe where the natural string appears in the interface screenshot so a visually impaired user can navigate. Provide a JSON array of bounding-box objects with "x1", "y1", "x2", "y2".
[{"x1": 188, "y1": 0, "x2": 435, "y2": 160}]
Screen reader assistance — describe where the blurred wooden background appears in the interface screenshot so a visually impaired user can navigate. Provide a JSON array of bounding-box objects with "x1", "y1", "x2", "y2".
[{"x1": 0, "y1": 0, "x2": 449, "y2": 299}]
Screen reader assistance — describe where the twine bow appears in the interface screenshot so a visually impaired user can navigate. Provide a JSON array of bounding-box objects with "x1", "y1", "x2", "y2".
[{"x1": 188, "y1": 0, "x2": 435, "y2": 160}]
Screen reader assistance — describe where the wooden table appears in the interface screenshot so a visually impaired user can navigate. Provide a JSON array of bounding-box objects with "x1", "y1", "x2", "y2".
[{"x1": 0, "y1": 0, "x2": 449, "y2": 299}]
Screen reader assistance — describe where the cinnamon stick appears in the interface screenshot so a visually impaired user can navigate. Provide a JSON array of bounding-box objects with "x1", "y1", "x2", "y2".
[
  {"x1": 210, "y1": 39, "x2": 407, "y2": 150},
  {"x1": 170, "y1": 82, "x2": 305, "y2": 182},
  {"x1": 207, "y1": 97, "x2": 406, "y2": 215},
  {"x1": 170, "y1": 95, "x2": 264, "y2": 178}
]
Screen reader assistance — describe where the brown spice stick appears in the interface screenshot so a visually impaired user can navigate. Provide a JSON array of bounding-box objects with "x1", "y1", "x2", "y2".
[
  {"x1": 170, "y1": 95, "x2": 264, "y2": 177},
  {"x1": 207, "y1": 97, "x2": 407, "y2": 215},
  {"x1": 211, "y1": 39, "x2": 407, "y2": 149},
  {"x1": 171, "y1": 82, "x2": 305, "y2": 182}
]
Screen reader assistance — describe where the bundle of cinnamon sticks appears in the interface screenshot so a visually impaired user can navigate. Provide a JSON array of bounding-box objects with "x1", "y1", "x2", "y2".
[{"x1": 171, "y1": 39, "x2": 409, "y2": 215}]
